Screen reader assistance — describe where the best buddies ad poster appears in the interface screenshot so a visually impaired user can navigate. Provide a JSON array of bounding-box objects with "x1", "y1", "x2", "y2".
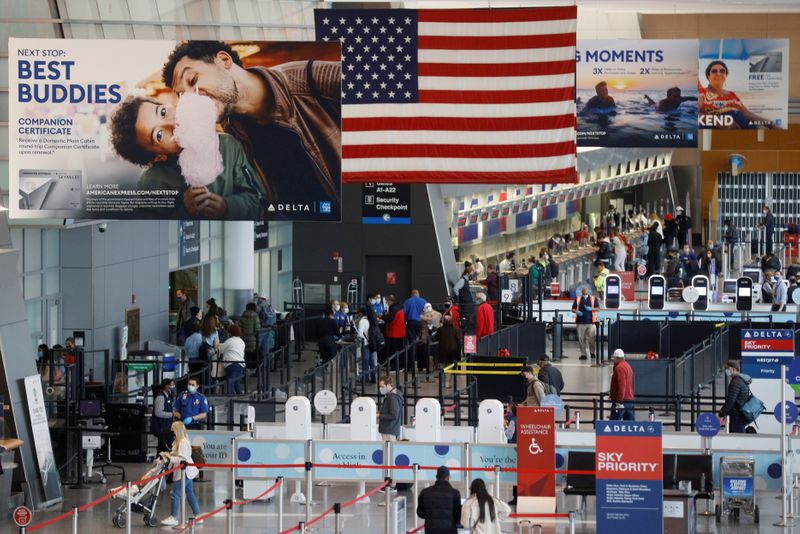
[
  {"x1": 576, "y1": 39, "x2": 699, "y2": 148},
  {"x1": 8, "y1": 38, "x2": 342, "y2": 221}
]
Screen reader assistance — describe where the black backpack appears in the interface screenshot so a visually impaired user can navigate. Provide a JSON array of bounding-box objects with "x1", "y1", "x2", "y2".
[{"x1": 369, "y1": 322, "x2": 385, "y2": 352}]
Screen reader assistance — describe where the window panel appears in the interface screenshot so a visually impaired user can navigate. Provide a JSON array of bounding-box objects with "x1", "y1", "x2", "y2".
[
  {"x1": 0, "y1": 93, "x2": 8, "y2": 122},
  {"x1": 45, "y1": 269, "x2": 59, "y2": 295},
  {"x1": 26, "y1": 300, "x2": 42, "y2": 333},
  {"x1": 0, "y1": 57, "x2": 7, "y2": 87},
  {"x1": 44, "y1": 229, "x2": 60, "y2": 268},
  {"x1": 24, "y1": 273, "x2": 42, "y2": 299},
  {"x1": 210, "y1": 237, "x2": 222, "y2": 260},
  {"x1": 0, "y1": 160, "x2": 8, "y2": 192},
  {"x1": 23, "y1": 228, "x2": 42, "y2": 272}
]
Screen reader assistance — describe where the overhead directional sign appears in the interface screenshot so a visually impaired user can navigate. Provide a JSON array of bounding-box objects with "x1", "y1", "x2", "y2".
[{"x1": 741, "y1": 329, "x2": 795, "y2": 379}]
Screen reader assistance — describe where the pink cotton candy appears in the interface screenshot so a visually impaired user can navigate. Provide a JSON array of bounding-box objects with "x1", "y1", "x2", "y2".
[{"x1": 173, "y1": 93, "x2": 223, "y2": 187}]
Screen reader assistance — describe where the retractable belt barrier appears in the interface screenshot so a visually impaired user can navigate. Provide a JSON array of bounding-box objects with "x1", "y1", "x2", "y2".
[
  {"x1": 24, "y1": 461, "x2": 588, "y2": 532},
  {"x1": 444, "y1": 361, "x2": 525, "y2": 375}
]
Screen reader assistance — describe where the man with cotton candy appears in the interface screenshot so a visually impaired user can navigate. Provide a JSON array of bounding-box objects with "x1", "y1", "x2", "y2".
[
  {"x1": 109, "y1": 94, "x2": 265, "y2": 219},
  {"x1": 162, "y1": 41, "x2": 341, "y2": 219}
]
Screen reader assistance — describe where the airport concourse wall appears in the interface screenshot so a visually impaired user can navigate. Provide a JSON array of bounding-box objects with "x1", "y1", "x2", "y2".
[
  {"x1": 61, "y1": 220, "x2": 170, "y2": 376},
  {"x1": 292, "y1": 183, "x2": 450, "y2": 303}
]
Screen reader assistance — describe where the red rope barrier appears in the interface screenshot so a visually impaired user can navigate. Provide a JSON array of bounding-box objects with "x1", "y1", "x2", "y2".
[
  {"x1": 198, "y1": 463, "x2": 305, "y2": 469},
  {"x1": 407, "y1": 526, "x2": 425, "y2": 534},
  {"x1": 341, "y1": 479, "x2": 390, "y2": 509},
  {"x1": 277, "y1": 480, "x2": 390, "y2": 534},
  {"x1": 509, "y1": 513, "x2": 571, "y2": 518},
  {"x1": 443, "y1": 403, "x2": 458, "y2": 413},
  {"x1": 28, "y1": 463, "x2": 183, "y2": 532},
  {"x1": 25, "y1": 458, "x2": 594, "y2": 532},
  {"x1": 232, "y1": 478, "x2": 282, "y2": 507}
]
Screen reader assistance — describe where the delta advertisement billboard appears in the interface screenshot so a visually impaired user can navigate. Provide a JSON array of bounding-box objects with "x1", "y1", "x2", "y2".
[
  {"x1": 699, "y1": 39, "x2": 789, "y2": 130},
  {"x1": 8, "y1": 38, "x2": 342, "y2": 221},
  {"x1": 577, "y1": 40, "x2": 699, "y2": 148}
]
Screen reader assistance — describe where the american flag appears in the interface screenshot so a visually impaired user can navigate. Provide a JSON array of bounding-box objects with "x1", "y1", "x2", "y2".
[{"x1": 315, "y1": 7, "x2": 577, "y2": 184}]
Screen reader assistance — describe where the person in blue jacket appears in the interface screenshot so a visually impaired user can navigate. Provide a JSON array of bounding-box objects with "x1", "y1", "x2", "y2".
[{"x1": 172, "y1": 377, "x2": 208, "y2": 430}]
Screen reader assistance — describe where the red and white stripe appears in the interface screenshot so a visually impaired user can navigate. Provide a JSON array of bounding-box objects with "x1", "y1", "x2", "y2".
[{"x1": 342, "y1": 6, "x2": 577, "y2": 184}]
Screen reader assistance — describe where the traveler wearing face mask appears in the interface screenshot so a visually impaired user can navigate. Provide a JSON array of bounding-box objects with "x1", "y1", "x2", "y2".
[
  {"x1": 378, "y1": 375, "x2": 403, "y2": 442},
  {"x1": 332, "y1": 300, "x2": 348, "y2": 331},
  {"x1": 719, "y1": 360, "x2": 752, "y2": 433},
  {"x1": 173, "y1": 377, "x2": 209, "y2": 430},
  {"x1": 370, "y1": 293, "x2": 386, "y2": 318},
  {"x1": 771, "y1": 271, "x2": 788, "y2": 312},
  {"x1": 152, "y1": 378, "x2": 177, "y2": 455},
  {"x1": 759, "y1": 205, "x2": 775, "y2": 255}
]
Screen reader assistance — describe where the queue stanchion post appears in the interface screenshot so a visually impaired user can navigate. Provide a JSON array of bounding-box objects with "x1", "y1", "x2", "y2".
[
  {"x1": 72, "y1": 506, "x2": 78, "y2": 534},
  {"x1": 569, "y1": 510, "x2": 576, "y2": 534},
  {"x1": 384, "y1": 476, "x2": 392, "y2": 534},
  {"x1": 277, "y1": 476, "x2": 285, "y2": 532},
  {"x1": 126, "y1": 481, "x2": 132, "y2": 534},
  {"x1": 188, "y1": 517, "x2": 195, "y2": 534},
  {"x1": 299, "y1": 521, "x2": 306, "y2": 534},
  {"x1": 412, "y1": 464, "x2": 420, "y2": 530},
  {"x1": 225, "y1": 499, "x2": 233, "y2": 534},
  {"x1": 305, "y1": 461, "x2": 313, "y2": 525},
  {"x1": 334, "y1": 502, "x2": 342, "y2": 534},
  {"x1": 463, "y1": 442, "x2": 471, "y2": 496},
  {"x1": 494, "y1": 465, "x2": 501, "y2": 501},
  {"x1": 230, "y1": 439, "x2": 237, "y2": 533},
  {"x1": 180, "y1": 462, "x2": 187, "y2": 528}
]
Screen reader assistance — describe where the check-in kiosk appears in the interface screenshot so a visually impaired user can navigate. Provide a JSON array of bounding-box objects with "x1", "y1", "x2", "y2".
[
  {"x1": 648, "y1": 275, "x2": 666, "y2": 310},
  {"x1": 415, "y1": 398, "x2": 442, "y2": 442},
  {"x1": 351, "y1": 397, "x2": 378, "y2": 502},
  {"x1": 351, "y1": 397, "x2": 378, "y2": 441},
  {"x1": 736, "y1": 276, "x2": 753, "y2": 311},
  {"x1": 604, "y1": 274, "x2": 621, "y2": 309},
  {"x1": 286, "y1": 396, "x2": 311, "y2": 503},
  {"x1": 691, "y1": 275, "x2": 710, "y2": 310},
  {"x1": 477, "y1": 399, "x2": 506, "y2": 444}
]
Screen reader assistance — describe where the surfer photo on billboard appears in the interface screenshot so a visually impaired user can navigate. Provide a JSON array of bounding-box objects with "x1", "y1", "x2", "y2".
[{"x1": 643, "y1": 87, "x2": 697, "y2": 113}]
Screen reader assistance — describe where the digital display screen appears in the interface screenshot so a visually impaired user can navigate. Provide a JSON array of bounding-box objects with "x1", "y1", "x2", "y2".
[
  {"x1": 743, "y1": 270, "x2": 761, "y2": 283},
  {"x1": 696, "y1": 287, "x2": 707, "y2": 296},
  {"x1": 651, "y1": 286, "x2": 664, "y2": 296},
  {"x1": 607, "y1": 285, "x2": 620, "y2": 295},
  {"x1": 738, "y1": 287, "x2": 751, "y2": 297},
  {"x1": 723, "y1": 280, "x2": 737, "y2": 293}
]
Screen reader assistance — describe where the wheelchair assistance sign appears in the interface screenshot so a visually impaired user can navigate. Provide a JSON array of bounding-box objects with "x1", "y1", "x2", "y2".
[
  {"x1": 742, "y1": 329, "x2": 795, "y2": 378},
  {"x1": 596, "y1": 421, "x2": 663, "y2": 534}
]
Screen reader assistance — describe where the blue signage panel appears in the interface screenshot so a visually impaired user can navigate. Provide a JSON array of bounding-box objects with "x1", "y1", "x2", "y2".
[
  {"x1": 470, "y1": 444, "x2": 517, "y2": 484},
  {"x1": 235, "y1": 440, "x2": 306, "y2": 480},
  {"x1": 722, "y1": 476, "x2": 753, "y2": 499},
  {"x1": 391, "y1": 442, "x2": 463, "y2": 483},
  {"x1": 596, "y1": 421, "x2": 663, "y2": 534},
  {"x1": 695, "y1": 413, "x2": 721, "y2": 438},
  {"x1": 774, "y1": 401, "x2": 798, "y2": 424},
  {"x1": 313, "y1": 441, "x2": 384, "y2": 481}
]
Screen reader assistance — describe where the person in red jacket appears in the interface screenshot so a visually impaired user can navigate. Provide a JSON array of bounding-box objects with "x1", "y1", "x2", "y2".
[
  {"x1": 443, "y1": 298, "x2": 461, "y2": 330},
  {"x1": 384, "y1": 295, "x2": 406, "y2": 356},
  {"x1": 475, "y1": 293, "x2": 495, "y2": 338},
  {"x1": 609, "y1": 348, "x2": 635, "y2": 420}
]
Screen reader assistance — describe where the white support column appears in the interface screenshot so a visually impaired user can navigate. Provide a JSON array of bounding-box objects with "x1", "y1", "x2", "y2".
[{"x1": 224, "y1": 221, "x2": 255, "y2": 314}]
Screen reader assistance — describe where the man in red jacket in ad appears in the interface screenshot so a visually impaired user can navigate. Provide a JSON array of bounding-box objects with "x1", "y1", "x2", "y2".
[
  {"x1": 475, "y1": 293, "x2": 495, "y2": 338},
  {"x1": 609, "y1": 348, "x2": 635, "y2": 420}
]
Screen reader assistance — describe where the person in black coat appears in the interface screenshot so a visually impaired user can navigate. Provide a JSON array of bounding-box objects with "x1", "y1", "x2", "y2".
[
  {"x1": 675, "y1": 206, "x2": 692, "y2": 248},
  {"x1": 646, "y1": 223, "x2": 663, "y2": 276},
  {"x1": 417, "y1": 466, "x2": 462, "y2": 534},
  {"x1": 315, "y1": 306, "x2": 339, "y2": 363},
  {"x1": 537, "y1": 356, "x2": 564, "y2": 394},
  {"x1": 760, "y1": 205, "x2": 775, "y2": 254},
  {"x1": 718, "y1": 360, "x2": 753, "y2": 433}
]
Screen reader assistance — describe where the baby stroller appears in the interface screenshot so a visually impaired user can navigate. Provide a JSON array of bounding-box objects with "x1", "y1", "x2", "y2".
[{"x1": 111, "y1": 459, "x2": 169, "y2": 528}]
